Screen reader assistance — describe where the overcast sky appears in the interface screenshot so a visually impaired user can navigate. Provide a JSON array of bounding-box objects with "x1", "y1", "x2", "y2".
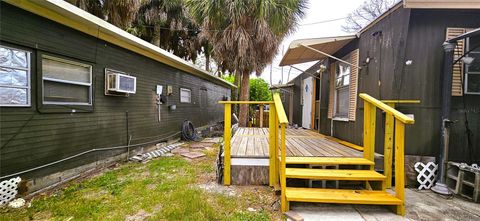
[{"x1": 256, "y1": 0, "x2": 365, "y2": 84}]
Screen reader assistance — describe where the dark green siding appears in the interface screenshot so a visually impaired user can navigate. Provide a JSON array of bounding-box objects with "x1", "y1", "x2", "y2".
[{"x1": 0, "y1": 3, "x2": 230, "y2": 178}]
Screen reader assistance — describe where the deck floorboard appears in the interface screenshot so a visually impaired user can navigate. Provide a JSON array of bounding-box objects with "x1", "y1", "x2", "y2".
[{"x1": 230, "y1": 127, "x2": 362, "y2": 158}]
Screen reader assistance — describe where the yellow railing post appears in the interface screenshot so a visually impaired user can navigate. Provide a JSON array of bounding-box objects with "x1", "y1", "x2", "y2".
[
  {"x1": 223, "y1": 103, "x2": 231, "y2": 186},
  {"x1": 394, "y1": 119, "x2": 406, "y2": 216},
  {"x1": 384, "y1": 111, "x2": 394, "y2": 188},
  {"x1": 268, "y1": 104, "x2": 276, "y2": 187},
  {"x1": 275, "y1": 111, "x2": 280, "y2": 186},
  {"x1": 280, "y1": 123, "x2": 288, "y2": 213},
  {"x1": 363, "y1": 102, "x2": 376, "y2": 164}
]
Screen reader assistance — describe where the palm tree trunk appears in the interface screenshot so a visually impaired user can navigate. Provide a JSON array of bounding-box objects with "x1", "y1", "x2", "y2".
[
  {"x1": 204, "y1": 42, "x2": 210, "y2": 72},
  {"x1": 238, "y1": 71, "x2": 250, "y2": 127},
  {"x1": 232, "y1": 71, "x2": 241, "y2": 115},
  {"x1": 152, "y1": 23, "x2": 161, "y2": 47}
]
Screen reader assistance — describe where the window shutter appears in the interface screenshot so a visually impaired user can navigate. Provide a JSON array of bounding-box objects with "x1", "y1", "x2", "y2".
[
  {"x1": 349, "y1": 49, "x2": 360, "y2": 121},
  {"x1": 446, "y1": 27, "x2": 466, "y2": 96},
  {"x1": 327, "y1": 63, "x2": 335, "y2": 119}
]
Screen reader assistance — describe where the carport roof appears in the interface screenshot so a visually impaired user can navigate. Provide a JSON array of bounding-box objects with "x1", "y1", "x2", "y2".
[{"x1": 279, "y1": 35, "x2": 356, "y2": 66}]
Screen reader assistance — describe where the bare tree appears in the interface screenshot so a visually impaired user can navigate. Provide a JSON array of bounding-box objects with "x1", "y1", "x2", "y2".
[{"x1": 342, "y1": 0, "x2": 400, "y2": 33}]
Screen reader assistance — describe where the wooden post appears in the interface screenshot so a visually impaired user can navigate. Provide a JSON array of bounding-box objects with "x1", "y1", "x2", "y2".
[
  {"x1": 223, "y1": 104, "x2": 231, "y2": 186},
  {"x1": 260, "y1": 104, "x2": 264, "y2": 128},
  {"x1": 363, "y1": 102, "x2": 376, "y2": 164},
  {"x1": 280, "y1": 124, "x2": 288, "y2": 212},
  {"x1": 268, "y1": 104, "x2": 276, "y2": 186},
  {"x1": 395, "y1": 119, "x2": 405, "y2": 216},
  {"x1": 384, "y1": 103, "x2": 395, "y2": 189}
]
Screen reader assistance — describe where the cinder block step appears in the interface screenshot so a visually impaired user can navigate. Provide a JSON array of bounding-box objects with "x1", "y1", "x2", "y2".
[
  {"x1": 286, "y1": 187, "x2": 402, "y2": 205},
  {"x1": 285, "y1": 168, "x2": 386, "y2": 181},
  {"x1": 284, "y1": 157, "x2": 374, "y2": 166}
]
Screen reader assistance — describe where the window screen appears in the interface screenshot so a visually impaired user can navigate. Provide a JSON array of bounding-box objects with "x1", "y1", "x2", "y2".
[
  {"x1": 42, "y1": 55, "x2": 92, "y2": 105},
  {"x1": 180, "y1": 88, "x2": 191, "y2": 103},
  {"x1": 334, "y1": 60, "x2": 351, "y2": 118},
  {"x1": 0, "y1": 45, "x2": 30, "y2": 106},
  {"x1": 466, "y1": 36, "x2": 480, "y2": 94}
]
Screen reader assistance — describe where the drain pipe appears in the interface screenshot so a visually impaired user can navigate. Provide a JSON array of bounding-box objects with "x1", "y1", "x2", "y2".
[{"x1": 432, "y1": 42, "x2": 455, "y2": 195}]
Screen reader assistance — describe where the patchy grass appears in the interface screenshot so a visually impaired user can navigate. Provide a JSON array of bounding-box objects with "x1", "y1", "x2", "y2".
[{"x1": 0, "y1": 143, "x2": 280, "y2": 221}]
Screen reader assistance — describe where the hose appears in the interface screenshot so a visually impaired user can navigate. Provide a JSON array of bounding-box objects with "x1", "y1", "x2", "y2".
[{"x1": 181, "y1": 120, "x2": 199, "y2": 141}]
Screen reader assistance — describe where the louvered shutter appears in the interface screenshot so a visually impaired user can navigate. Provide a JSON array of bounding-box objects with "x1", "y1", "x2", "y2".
[
  {"x1": 327, "y1": 63, "x2": 335, "y2": 119},
  {"x1": 349, "y1": 49, "x2": 360, "y2": 121},
  {"x1": 446, "y1": 28, "x2": 466, "y2": 96}
]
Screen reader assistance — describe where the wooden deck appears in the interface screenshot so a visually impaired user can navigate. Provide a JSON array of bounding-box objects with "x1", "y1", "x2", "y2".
[{"x1": 231, "y1": 127, "x2": 362, "y2": 158}]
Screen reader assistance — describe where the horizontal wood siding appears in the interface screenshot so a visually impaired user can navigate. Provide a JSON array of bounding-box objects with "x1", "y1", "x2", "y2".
[{"x1": 0, "y1": 3, "x2": 230, "y2": 178}]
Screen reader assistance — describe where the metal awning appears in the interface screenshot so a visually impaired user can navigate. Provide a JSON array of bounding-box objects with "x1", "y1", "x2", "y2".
[{"x1": 279, "y1": 35, "x2": 357, "y2": 66}]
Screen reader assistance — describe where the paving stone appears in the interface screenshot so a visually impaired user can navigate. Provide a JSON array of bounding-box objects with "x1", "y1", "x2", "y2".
[
  {"x1": 285, "y1": 211, "x2": 304, "y2": 221},
  {"x1": 181, "y1": 152, "x2": 206, "y2": 159},
  {"x1": 171, "y1": 148, "x2": 190, "y2": 154},
  {"x1": 190, "y1": 143, "x2": 206, "y2": 149}
]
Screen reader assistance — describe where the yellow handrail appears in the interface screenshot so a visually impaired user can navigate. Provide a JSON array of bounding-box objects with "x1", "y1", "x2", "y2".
[
  {"x1": 359, "y1": 93, "x2": 415, "y2": 216},
  {"x1": 218, "y1": 101, "x2": 274, "y2": 104},
  {"x1": 359, "y1": 93, "x2": 415, "y2": 124},
  {"x1": 273, "y1": 93, "x2": 288, "y2": 125}
]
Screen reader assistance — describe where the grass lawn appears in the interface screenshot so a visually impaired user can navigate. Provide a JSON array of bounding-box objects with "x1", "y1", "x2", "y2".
[{"x1": 0, "y1": 142, "x2": 280, "y2": 221}]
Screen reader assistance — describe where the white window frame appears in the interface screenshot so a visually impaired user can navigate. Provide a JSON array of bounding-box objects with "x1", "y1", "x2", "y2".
[
  {"x1": 180, "y1": 88, "x2": 192, "y2": 103},
  {"x1": 333, "y1": 58, "x2": 351, "y2": 121},
  {"x1": 41, "y1": 55, "x2": 93, "y2": 105},
  {"x1": 0, "y1": 45, "x2": 31, "y2": 107},
  {"x1": 465, "y1": 37, "x2": 480, "y2": 95}
]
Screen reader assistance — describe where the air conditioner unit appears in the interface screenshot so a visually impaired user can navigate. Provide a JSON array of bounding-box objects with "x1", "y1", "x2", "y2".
[{"x1": 106, "y1": 69, "x2": 136, "y2": 94}]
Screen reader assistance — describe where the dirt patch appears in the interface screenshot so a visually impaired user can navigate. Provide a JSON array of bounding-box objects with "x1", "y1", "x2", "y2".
[
  {"x1": 30, "y1": 211, "x2": 52, "y2": 220},
  {"x1": 125, "y1": 209, "x2": 151, "y2": 221},
  {"x1": 196, "y1": 182, "x2": 237, "y2": 197}
]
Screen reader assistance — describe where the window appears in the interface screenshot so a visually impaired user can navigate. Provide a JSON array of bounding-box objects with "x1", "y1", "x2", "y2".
[
  {"x1": 465, "y1": 35, "x2": 480, "y2": 94},
  {"x1": 334, "y1": 59, "x2": 351, "y2": 119},
  {"x1": 42, "y1": 55, "x2": 92, "y2": 105},
  {"x1": 180, "y1": 88, "x2": 191, "y2": 103},
  {"x1": 0, "y1": 45, "x2": 31, "y2": 106}
]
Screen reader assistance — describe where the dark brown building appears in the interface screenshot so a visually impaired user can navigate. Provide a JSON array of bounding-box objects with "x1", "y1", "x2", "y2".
[{"x1": 278, "y1": 1, "x2": 480, "y2": 164}]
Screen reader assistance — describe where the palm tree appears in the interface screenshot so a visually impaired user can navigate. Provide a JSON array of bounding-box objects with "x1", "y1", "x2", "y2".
[
  {"x1": 130, "y1": 0, "x2": 203, "y2": 62},
  {"x1": 66, "y1": 0, "x2": 142, "y2": 29},
  {"x1": 67, "y1": 0, "x2": 206, "y2": 66},
  {"x1": 186, "y1": 0, "x2": 306, "y2": 126}
]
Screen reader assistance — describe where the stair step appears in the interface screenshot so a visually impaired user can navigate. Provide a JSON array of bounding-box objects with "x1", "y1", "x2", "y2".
[
  {"x1": 286, "y1": 187, "x2": 402, "y2": 205},
  {"x1": 285, "y1": 168, "x2": 386, "y2": 181},
  {"x1": 284, "y1": 157, "x2": 374, "y2": 165}
]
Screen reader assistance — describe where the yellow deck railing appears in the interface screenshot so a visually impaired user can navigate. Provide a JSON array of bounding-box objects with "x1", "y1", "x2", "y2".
[
  {"x1": 359, "y1": 93, "x2": 415, "y2": 216},
  {"x1": 219, "y1": 93, "x2": 289, "y2": 210},
  {"x1": 218, "y1": 100, "x2": 274, "y2": 186},
  {"x1": 272, "y1": 93, "x2": 289, "y2": 212}
]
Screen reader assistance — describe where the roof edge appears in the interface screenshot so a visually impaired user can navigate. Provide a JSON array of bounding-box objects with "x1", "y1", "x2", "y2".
[{"x1": 4, "y1": 0, "x2": 236, "y2": 89}]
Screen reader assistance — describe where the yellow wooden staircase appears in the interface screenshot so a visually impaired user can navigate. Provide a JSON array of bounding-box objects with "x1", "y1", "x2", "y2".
[
  {"x1": 271, "y1": 93, "x2": 414, "y2": 216},
  {"x1": 219, "y1": 93, "x2": 415, "y2": 216}
]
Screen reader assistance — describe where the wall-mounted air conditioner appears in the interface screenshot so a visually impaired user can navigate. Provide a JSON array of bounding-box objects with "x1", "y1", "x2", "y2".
[{"x1": 105, "y1": 69, "x2": 136, "y2": 94}]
